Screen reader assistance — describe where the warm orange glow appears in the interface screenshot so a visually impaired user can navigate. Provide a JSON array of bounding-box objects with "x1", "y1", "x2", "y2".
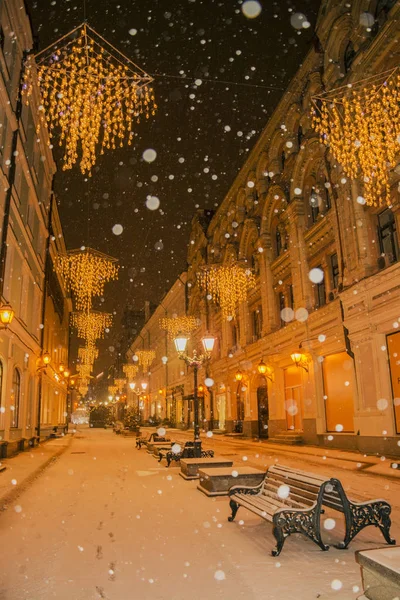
[
  {"x1": 235, "y1": 370, "x2": 243, "y2": 382},
  {"x1": 0, "y1": 303, "x2": 14, "y2": 326}
]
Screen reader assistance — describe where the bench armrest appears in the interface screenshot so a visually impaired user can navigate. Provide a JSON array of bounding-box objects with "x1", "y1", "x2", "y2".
[{"x1": 228, "y1": 478, "x2": 265, "y2": 497}]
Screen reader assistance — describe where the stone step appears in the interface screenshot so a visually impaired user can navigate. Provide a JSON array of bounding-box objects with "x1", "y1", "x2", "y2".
[{"x1": 268, "y1": 434, "x2": 303, "y2": 445}]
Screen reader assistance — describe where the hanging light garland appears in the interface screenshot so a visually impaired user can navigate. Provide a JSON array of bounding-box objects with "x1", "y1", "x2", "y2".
[
  {"x1": 160, "y1": 316, "x2": 198, "y2": 340},
  {"x1": 76, "y1": 363, "x2": 92, "y2": 378},
  {"x1": 136, "y1": 349, "x2": 156, "y2": 373},
  {"x1": 311, "y1": 68, "x2": 400, "y2": 207},
  {"x1": 114, "y1": 378, "x2": 127, "y2": 392},
  {"x1": 108, "y1": 385, "x2": 118, "y2": 396},
  {"x1": 71, "y1": 310, "x2": 113, "y2": 342},
  {"x1": 22, "y1": 23, "x2": 156, "y2": 176},
  {"x1": 197, "y1": 264, "x2": 255, "y2": 320},
  {"x1": 57, "y1": 248, "x2": 118, "y2": 312},
  {"x1": 123, "y1": 364, "x2": 139, "y2": 380},
  {"x1": 78, "y1": 345, "x2": 99, "y2": 366},
  {"x1": 78, "y1": 385, "x2": 89, "y2": 397}
]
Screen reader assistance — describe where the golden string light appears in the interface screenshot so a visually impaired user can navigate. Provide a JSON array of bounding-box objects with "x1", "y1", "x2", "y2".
[
  {"x1": 136, "y1": 350, "x2": 156, "y2": 372},
  {"x1": 22, "y1": 23, "x2": 156, "y2": 175},
  {"x1": 114, "y1": 378, "x2": 127, "y2": 392},
  {"x1": 78, "y1": 385, "x2": 89, "y2": 397},
  {"x1": 71, "y1": 310, "x2": 113, "y2": 342},
  {"x1": 312, "y1": 69, "x2": 400, "y2": 207},
  {"x1": 58, "y1": 248, "x2": 118, "y2": 311},
  {"x1": 197, "y1": 264, "x2": 256, "y2": 320},
  {"x1": 160, "y1": 316, "x2": 198, "y2": 340},
  {"x1": 108, "y1": 385, "x2": 118, "y2": 396},
  {"x1": 78, "y1": 345, "x2": 99, "y2": 366},
  {"x1": 123, "y1": 364, "x2": 139, "y2": 380},
  {"x1": 76, "y1": 363, "x2": 92, "y2": 378}
]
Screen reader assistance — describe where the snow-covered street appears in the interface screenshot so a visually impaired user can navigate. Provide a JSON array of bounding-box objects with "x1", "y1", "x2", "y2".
[{"x1": 0, "y1": 427, "x2": 398, "y2": 600}]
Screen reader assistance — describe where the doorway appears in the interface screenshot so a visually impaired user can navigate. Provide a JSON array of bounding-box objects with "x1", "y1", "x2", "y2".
[{"x1": 257, "y1": 385, "x2": 269, "y2": 438}]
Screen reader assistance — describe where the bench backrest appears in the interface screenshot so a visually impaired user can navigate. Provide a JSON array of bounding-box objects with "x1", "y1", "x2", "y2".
[{"x1": 265, "y1": 464, "x2": 337, "y2": 509}]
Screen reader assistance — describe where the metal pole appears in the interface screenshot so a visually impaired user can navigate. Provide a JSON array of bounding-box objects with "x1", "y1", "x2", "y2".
[{"x1": 193, "y1": 364, "x2": 199, "y2": 440}]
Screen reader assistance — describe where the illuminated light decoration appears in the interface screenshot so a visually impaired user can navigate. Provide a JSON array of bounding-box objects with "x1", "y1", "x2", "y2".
[
  {"x1": 136, "y1": 349, "x2": 156, "y2": 372},
  {"x1": 235, "y1": 370, "x2": 243, "y2": 382},
  {"x1": 57, "y1": 248, "x2": 118, "y2": 312},
  {"x1": 76, "y1": 363, "x2": 92, "y2": 378},
  {"x1": 311, "y1": 68, "x2": 400, "y2": 207},
  {"x1": 114, "y1": 378, "x2": 127, "y2": 392},
  {"x1": 0, "y1": 303, "x2": 15, "y2": 327},
  {"x1": 78, "y1": 345, "x2": 99, "y2": 366},
  {"x1": 160, "y1": 316, "x2": 198, "y2": 340},
  {"x1": 108, "y1": 385, "x2": 118, "y2": 396},
  {"x1": 78, "y1": 385, "x2": 89, "y2": 397},
  {"x1": 197, "y1": 264, "x2": 256, "y2": 320},
  {"x1": 71, "y1": 310, "x2": 113, "y2": 342},
  {"x1": 123, "y1": 364, "x2": 139, "y2": 380},
  {"x1": 22, "y1": 23, "x2": 156, "y2": 176},
  {"x1": 290, "y1": 352, "x2": 309, "y2": 372}
]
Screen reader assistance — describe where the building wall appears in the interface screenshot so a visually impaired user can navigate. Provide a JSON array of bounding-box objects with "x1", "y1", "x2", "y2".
[
  {"x1": 0, "y1": 0, "x2": 70, "y2": 455},
  {"x1": 126, "y1": 275, "x2": 189, "y2": 427},
  {"x1": 128, "y1": 0, "x2": 400, "y2": 456}
]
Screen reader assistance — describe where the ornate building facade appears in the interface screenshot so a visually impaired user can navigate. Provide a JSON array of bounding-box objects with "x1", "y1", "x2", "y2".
[
  {"x1": 129, "y1": 0, "x2": 400, "y2": 456},
  {"x1": 0, "y1": 0, "x2": 71, "y2": 456}
]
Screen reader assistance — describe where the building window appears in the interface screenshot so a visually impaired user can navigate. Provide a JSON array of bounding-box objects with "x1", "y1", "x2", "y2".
[
  {"x1": 276, "y1": 228, "x2": 282, "y2": 257},
  {"x1": 297, "y1": 125, "x2": 303, "y2": 147},
  {"x1": 330, "y1": 253, "x2": 339, "y2": 289},
  {"x1": 378, "y1": 209, "x2": 398, "y2": 265},
  {"x1": 375, "y1": 0, "x2": 396, "y2": 18},
  {"x1": 315, "y1": 266, "x2": 326, "y2": 308},
  {"x1": 278, "y1": 292, "x2": 286, "y2": 327},
  {"x1": 11, "y1": 368, "x2": 21, "y2": 428},
  {"x1": 288, "y1": 284, "x2": 294, "y2": 309},
  {"x1": 231, "y1": 322, "x2": 239, "y2": 349},
  {"x1": 344, "y1": 41, "x2": 356, "y2": 73},
  {"x1": 252, "y1": 307, "x2": 262, "y2": 341},
  {"x1": 281, "y1": 150, "x2": 286, "y2": 170},
  {"x1": 310, "y1": 184, "x2": 331, "y2": 224}
]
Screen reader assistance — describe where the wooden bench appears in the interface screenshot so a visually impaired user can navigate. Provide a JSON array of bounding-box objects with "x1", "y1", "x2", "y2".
[
  {"x1": 228, "y1": 464, "x2": 334, "y2": 556},
  {"x1": 158, "y1": 441, "x2": 215, "y2": 467},
  {"x1": 275, "y1": 464, "x2": 396, "y2": 550}
]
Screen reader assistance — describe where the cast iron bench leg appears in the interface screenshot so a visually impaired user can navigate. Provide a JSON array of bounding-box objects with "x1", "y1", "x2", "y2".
[
  {"x1": 273, "y1": 508, "x2": 329, "y2": 557},
  {"x1": 228, "y1": 499, "x2": 239, "y2": 522},
  {"x1": 337, "y1": 500, "x2": 396, "y2": 549}
]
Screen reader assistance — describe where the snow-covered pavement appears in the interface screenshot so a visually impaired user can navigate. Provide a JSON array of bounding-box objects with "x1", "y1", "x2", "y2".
[{"x1": 0, "y1": 427, "x2": 398, "y2": 600}]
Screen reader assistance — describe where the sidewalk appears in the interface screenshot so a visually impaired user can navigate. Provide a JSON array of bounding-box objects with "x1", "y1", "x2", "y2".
[
  {"x1": 0, "y1": 433, "x2": 74, "y2": 510},
  {"x1": 166, "y1": 428, "x2": 400, "y2": 481}
]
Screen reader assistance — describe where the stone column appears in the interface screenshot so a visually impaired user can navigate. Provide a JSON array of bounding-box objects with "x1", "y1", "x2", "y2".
[
  {"x1": 285, "y1": 199, "x2": 314, "y2": 310},
  {"x1": 258, "y1": 234, "x2": 278, "y2": 334}
]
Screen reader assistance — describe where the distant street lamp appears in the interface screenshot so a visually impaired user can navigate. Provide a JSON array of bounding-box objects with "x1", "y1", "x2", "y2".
[
  {"x1": 173, "y1": 334, "x2": 215, "y2": 450},
  {"x1": 0, "y1": 303, "x2": 14, "y2": 328}
]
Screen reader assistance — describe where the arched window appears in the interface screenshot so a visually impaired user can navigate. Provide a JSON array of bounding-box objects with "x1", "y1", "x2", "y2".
[
  {"x1": 297, "y1": 126, "x2": 303, "y2": 147},
  {"x1": 344, "y1": 41, "x2": 356, "y2": 73},
  {"x1": 11, "y1": 368, "x2": 21, "y2": 428},
  {"x1": 375, "y1": 0, "x2": 396, "y2": 18}
]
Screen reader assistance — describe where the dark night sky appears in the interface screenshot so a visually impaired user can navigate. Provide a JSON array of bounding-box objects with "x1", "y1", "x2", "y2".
[{"x1": 26, "y1": 0, "x2": 321, "y2": 373}]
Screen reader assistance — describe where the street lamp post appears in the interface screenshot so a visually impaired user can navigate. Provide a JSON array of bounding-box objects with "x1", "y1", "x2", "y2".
[{"x1": 173, "y1": 334, "x2": 215, "y2": 454}]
